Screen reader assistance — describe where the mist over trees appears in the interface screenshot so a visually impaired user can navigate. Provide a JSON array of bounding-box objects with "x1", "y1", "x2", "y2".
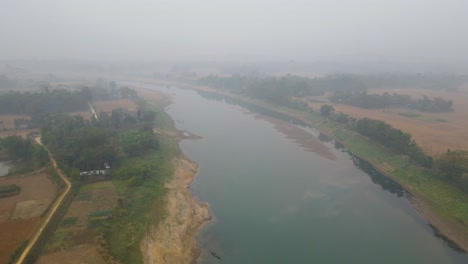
[
  {"x1": 330, "y1": 91, "x2": 454, "y2": 112},
  {"x1": 0, "y1": 75, "x2": 17, "y2": 89}
]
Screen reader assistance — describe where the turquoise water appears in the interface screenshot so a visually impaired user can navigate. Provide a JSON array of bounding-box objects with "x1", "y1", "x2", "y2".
[{"x1": 147, "y1": 85, "x2": 467, "y2": 264}]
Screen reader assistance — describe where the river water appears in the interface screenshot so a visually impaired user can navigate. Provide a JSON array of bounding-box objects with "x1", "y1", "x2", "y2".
[{"x1": 147, "y1": 85, "x2": 466, "y2": 264}]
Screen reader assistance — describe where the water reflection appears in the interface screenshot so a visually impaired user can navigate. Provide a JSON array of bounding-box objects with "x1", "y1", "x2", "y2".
[
  {"x1": 429, "y1": 224, "x2": 467, "y2": 253},
  {"x1": 351, "y1": 156, "x2": 410, "y2": 198}
]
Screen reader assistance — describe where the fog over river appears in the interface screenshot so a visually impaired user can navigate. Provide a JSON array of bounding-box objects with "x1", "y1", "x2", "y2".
[{"x1": 145, "y1": 84, "x2": 467, "y2": 264}]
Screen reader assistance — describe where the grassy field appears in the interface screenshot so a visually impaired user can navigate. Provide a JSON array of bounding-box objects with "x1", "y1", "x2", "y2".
[
  {"x1": 303, "y1": 87, "x2": 468, "y2": 155},
  {"x1": 39, "y1": 181, "x2": 117, "y2": 263}
]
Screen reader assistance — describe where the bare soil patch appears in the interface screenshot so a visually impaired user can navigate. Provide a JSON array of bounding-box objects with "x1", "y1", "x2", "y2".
[
  {"x1": 11, "y1": 198, "x2": 52, "y2": 220},
  {"x1": 93, "y1": 99, "x2": 138, "y2": 114},
  {"x1": 0, "y1": 218, "x2": 40, "y2": 264},
  {"x1": 0, "y1": 114, "x2": 30, "y2": 130},
  {"x1": 133, "y1": 87, "x2": 170, "y2": 103},
  {"x1": 142, "y1": 157, "x2": 211, "y2": 264},
  {"x1": 69, "y1": 111, "x2": 92, "y2": 121},
  {"x1": 0, "y1": 171, "x2": 57, "y2": 222},
  {"x1": 37, "y1": 244, "x2": 105, "y2": 264},
  {"x1": 0, "y1": 128, "x2": 39, "y2": 139},
  {"x1": 304, "y1": 88, "x2": 468, "y2": 155}
]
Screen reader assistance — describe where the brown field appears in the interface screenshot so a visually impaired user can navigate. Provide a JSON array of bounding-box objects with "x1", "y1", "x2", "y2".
[
  {"x1": 39, "y1": 181, "x2": 117, "y2": 264},
  {"x1": 0, "y1": 114, "x2": 31, "y2": 130},
  {"x1": 303, "y1": 88, "x2": 468, "y2": 156},
  {"x1": 37, "y1": 244, "x2": 104, "y2": 264},
  {"x1": 0, "y1": 128, "x2": 39, "y2": 139},
  {"x1": 133, "y1": 87, "x2": 170, "y2": 103},
  {"x1": 69, "y1": 111, "x2": 92, "y2": 121},
  {"x1": 93, "y1": 99, "x2": 138, "y2": 114},
  {"x1": 0, "y1": 170, "x2": 57, "y2": 263}
]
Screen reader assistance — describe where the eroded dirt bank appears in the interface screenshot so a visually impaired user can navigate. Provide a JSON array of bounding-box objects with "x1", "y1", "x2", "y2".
[{"x1": 141, "y1": 157, "x2": 211, "y2": 264}]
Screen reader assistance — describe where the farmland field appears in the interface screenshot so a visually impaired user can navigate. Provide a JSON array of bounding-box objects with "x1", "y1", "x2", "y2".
[
  {"x1": 93, "y1": 99, "x2": 138, "y2": 114},
  {"x1": 38, "y1": 181, "x2": 117, "y2": 264},
  {"x1": 302, "y1": 86, "x2": 468, "y2": 155},
  {"x1": 0, "y1": 170, "x2": 57, "y2": 264}
]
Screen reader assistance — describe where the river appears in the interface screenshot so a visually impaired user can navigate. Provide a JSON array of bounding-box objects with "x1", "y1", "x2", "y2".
[{"x1": 147, "y1": 84, "x2": 467, "y2": 264}]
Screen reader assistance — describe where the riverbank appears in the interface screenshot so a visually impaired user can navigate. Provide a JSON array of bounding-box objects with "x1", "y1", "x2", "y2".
[
  {"x1": 141, "y1": 157, "x2": 211, "y2": 264},
  {"x1": 134, "y1": 87, "x2": 211, "y2": 264},
  {"x1": 133, "y1": 78, "x2": 468, "y2": 252}
]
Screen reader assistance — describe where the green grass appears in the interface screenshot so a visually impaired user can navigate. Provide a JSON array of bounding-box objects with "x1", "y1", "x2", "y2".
[
  {"x1": 88, "y1": 210, "x2": 112, "y2": 228},
  {"x1": 43, "y1": 232, "x2": 67, "y2": 252},
  {"x1": 79, "y1": 182, "x2": 111, "y2": 192},
  {"x1": 60, "y1": 217, "x2": 78, "y2": 228}
]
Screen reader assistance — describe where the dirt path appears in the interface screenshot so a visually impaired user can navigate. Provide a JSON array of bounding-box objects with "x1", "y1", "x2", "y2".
[
  {"x1": 15, "y1": 137, "x2": 72, "y2": 264},
  {"x1": 141, "y1": 157, "x2": 211, "y2": 264}
]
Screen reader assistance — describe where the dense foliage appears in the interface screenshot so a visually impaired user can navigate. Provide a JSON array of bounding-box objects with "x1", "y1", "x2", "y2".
[
  {"x1": 436, "y1": 150, "x2": 468, "y2": 192},
  {"x1": 0, "y1": 89, "x2": 90, "y2": 115},
  {"x1": 355, "y1": 118, "x2": 433, "y2": 167},
  {"x1": 0, "y1": 135, "x2": 49, "y2": 172},
  {"x1": 198, "y1": 75, "x2": 322, "y2": 108},
  {"x1": 41, "y1": 109, "x2": 159, "y2": 180}
]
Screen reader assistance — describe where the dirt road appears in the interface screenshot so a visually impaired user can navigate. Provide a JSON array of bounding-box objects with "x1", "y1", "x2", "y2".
[{"x1": 15, "y1": 138, "x2": 71, "y2": 264}]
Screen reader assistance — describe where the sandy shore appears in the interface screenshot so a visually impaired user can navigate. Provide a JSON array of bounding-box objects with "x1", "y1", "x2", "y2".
[{"x1": 141, "y1": 157, "x2": 211, "y2": 264}]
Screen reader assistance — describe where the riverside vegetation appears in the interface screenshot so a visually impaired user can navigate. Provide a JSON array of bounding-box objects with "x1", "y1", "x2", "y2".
[
  {"x1": 195, "y1": 74, "x2": 468, "y2": 249},
  {"x1": 0, "y1": 83, "x2": 182, "y2": 263}
]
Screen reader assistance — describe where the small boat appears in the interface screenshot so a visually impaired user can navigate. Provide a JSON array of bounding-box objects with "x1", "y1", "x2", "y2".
[{"x1": 210, "y1": 250, "x2": 221, "y2": 259}]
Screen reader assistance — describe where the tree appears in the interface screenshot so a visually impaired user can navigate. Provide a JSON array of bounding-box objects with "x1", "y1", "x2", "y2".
[
  {"x1": 33, "y1": 145, "x2": 49, "y2": 167},
  {"x1": 320, "y1": 104, "x2": 335, "y2": 117},
  {"x1": 121, "y1": 131, "x2": 158, "y2": 157},
  {"x1": 437, "y1": 150, "x2": 467, "y2": 180}
]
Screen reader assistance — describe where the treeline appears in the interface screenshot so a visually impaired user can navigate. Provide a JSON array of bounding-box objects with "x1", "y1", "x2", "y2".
[
  {"x1": 320, "y1": 104, "x2": 468, "y2": 192},
  {"x1": 198, "y1": 75, "x2": 321, "y2": 109},
  {"x1": 41, "y1": 115, "x2": 120, "y2": 173},
  {"x1": 198, "y1": 72, "x2": 467, "y2": 97},
  {"x1": 0, "y1": 89, "x2": 90, "y2": 115},
  {"x1": 320, "y1": 104, "x2": 434, "y2": 168},
  {"x1": 330, "y1": 92, "x2": 453, "y2": 112},
  {"x1": 336, "y1": 73, "x2": 467, "y2": 91},
  {"x1": 355, "y1": 118, "x2": 433, "y2": 167},
  {"x1": 41, "y1": 108, "x2": 158, "y2": 184},
  {"x1": 0, "y1": 74, "x2": 17, "y2": 89}
]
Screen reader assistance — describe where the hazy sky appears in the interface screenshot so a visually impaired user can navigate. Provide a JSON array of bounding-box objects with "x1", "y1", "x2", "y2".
[{"x1": 1, "y1": 0, "x2": 467, "y2": 62}]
